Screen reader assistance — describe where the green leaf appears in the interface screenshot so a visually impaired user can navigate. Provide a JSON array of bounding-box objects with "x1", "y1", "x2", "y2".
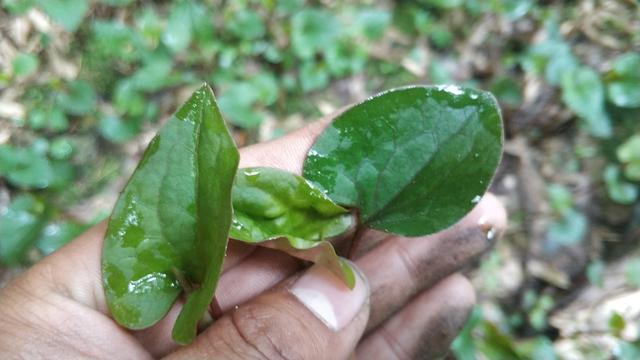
[
  {"x1": 36, "y1": 220, "x2": 88, "y2": 255},
  {"x1": 91, "y1": 21, "x2": 140, "y2": 62},
  {"x1": 489, "y1": 76, "x2": 522, "y2": 107},
  {"x1": 299, "y1": 61, "x2": 329, "y2": 93},
  {"x1": 604, "y1": 165, "x2": 638, "y2": 205},
  {"x1": 353, "y1": 9, "x2": 391, "y2": 40},
  {"x1": 250, "y1": 72, "x2": 279, "y2": 106},
  {"x1": 303, "y1": 85, "x2": 503, "y2": 237},
  {"x1": 291, "y1": 9, "x2": 341, "y2": 59},
  {"x1": 561, "y1": 67, "x2": 612, "y2": 138},
  {"x1": 162, "y1": 1, "x2": 193, "y2": 53},
  {"x1": 99, "y1": 115, "x2": 139, "y2": 144},
  {"x1": 607, "y1": 53, "x2": 640, "y2": 108},
  {"x1": 128, "y1": 56, "x2": 174, "y2": 92},
  {"x1": 3, "y1": 0, "x2": 35, "y2": 15},
  {"x1": 100, "y1": 0, "x2": 132, "y2": 6},
  {"x1": 547, "y1": 184, "x2": 573, "y2": 213},
  {"x1": 226, "y1": 9, "x2": 265, "y2": 40},
  {"x1": 609, "y1": 312, "x2": 626, "y2": 336},
  {"x1": 36, "y1": 0, "x2": 89, "y2": 32},
  {"x1": 190, "y1": 3, "x2": 214, "y2": 46},
  {"x1": 0, "y1": 144, "x2": 54, "y2": 189},
  {"x1": 57, "y1": 80, "x2": 97, "y2": 116},
  {"x1": 617, "y1": 134, "x2": 640, "y2": 181},
  {"x1": 28, "y1": 107, "x2": 68, "y2": 132},
  {"x1": 495, "y1": 0, "x2": 533, "y2": 20},
  {"x1": 217, "y1": 82, "x2": 262, "y2": 128},
  {"x1": 547, "y1": 209, "x2": 587, "y2": 246},
  {"x1": 0, "y1": 194, "x2": 48, "y2": 265},
  {"x1": 324, "y1": 42, "x2": 366, "y2": 77},
  {"x1": 230, "y1": 167, "x2": 354, "y2": 287},
  {"x1": 102, "y1": 84, "x2": 239, "y2": 345},
  {"x1": 136, "y1": 8, "x2": 163, "y2": 47},
  {"x1": 49, "y1": 137, "x2": 74, "y2": 160},
  {"x1": 11, "y1": 53, "x2": 39, "y2": 77}
]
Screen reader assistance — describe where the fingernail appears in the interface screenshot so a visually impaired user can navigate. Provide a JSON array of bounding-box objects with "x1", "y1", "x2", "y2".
[{"x1": 289, "y1": 262, "x2": 368, "y2": 331}]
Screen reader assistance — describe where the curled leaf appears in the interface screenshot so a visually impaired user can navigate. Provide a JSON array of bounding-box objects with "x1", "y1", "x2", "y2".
[
  {"x1": 102, "y1": 84, "x2": 239, "y2": 344},
  {"x1": 230, "y1": 167, "x2": 354, "y2": 287}
]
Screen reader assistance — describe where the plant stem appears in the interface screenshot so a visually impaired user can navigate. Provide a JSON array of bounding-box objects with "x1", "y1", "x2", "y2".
[{"x1": 347, "y1": 223, "x2": 366, "y2": 260}]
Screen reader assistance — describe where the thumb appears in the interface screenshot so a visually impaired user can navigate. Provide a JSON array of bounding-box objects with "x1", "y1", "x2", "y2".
[{"x1": 165, "y1": 262, "x2": 369, "y2": 360}]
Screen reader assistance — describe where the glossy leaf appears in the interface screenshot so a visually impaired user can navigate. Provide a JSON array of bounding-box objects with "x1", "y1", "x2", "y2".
[
  {"x1": 102, "y1": 84, "x2": 239, "y2": 345},
  {"x1": 230, "y1": 167, "x2": 354, "y2": 287},
  {"x1": 0, "y1": 194, "x2": 48, "y2": 265},
  {"x1": 303, "y1": 85, "x2": 503, "y2": 237},
  {"x1": 607, "y1": 53, "x2": 640, "y2": 108}
]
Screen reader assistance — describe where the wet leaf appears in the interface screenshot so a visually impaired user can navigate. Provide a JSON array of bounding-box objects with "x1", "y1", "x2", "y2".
[
  {"x1": 102, "y1": 84, "x2": 239, "y2": 345},
  {"x1": 0, "y1": 194, "x2": 48, "y2": 265},
  {"x1": 230, "y1": 167, "x2": 354, "y2": 287},
  {"x1": 303, "y1": 85, "x2": 503, "y2": 237}
]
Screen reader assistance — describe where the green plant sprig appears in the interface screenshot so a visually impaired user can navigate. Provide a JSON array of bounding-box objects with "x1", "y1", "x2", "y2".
[{"x1": 101, "y1": 83, "x2": 503, "y2": 344}]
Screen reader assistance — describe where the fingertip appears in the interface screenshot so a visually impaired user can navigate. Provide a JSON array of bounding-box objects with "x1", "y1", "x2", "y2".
[
  {"x1": 435, "y1": 273, "x2": 476, "y2": 310},
  {"x1": 475, "y1": 193, "x2": 507, "y2": 236}
]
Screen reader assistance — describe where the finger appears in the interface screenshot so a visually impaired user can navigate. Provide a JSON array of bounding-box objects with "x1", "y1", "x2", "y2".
[
  {"x1": 356, "y1": 274, "x2": 475, "y2": 360},
  {"x1": 357, "y1": 193, "x2": 506, "y2": 331},
  {"x1": 166, "y1": 263, "x2": 369, "y2": 360},
  {"x1": 144, "y1": 191, "x2": 503, "y2": 357},
  {"x1": 142, "y1": 193, "x2": 505, "y2": 357},
  {"x1": 238, "y1": 116, "x2": 331, "y2": 173},
  {"x1": 34, "y1": 117, "x2": 333, "y2": 313},
  {"x1": 135, "y1": 247, "x2": 302, "y2": 357},
  {"x1": 38, "y1": 223, "x2": 256, "y2": 314}
]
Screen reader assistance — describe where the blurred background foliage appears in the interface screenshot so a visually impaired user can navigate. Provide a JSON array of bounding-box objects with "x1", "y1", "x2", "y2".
[{"x1": 1, "y1": 0, "x2": 639, "y2": 358}]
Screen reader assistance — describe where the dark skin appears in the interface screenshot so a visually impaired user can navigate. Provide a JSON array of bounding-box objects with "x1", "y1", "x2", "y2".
[{"x1": 0, "y1": 116, "x2": 507, "y2": 359}]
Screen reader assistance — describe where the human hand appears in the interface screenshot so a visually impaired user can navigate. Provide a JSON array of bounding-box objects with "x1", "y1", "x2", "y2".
[{"x1": 0, "y1": 117, "x2": 506, "y2": 360}]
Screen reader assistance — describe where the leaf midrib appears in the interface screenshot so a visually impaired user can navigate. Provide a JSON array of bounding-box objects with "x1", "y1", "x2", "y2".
[{"x1": 362, "y1": 109, "x2": 476, "y2": 225}]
